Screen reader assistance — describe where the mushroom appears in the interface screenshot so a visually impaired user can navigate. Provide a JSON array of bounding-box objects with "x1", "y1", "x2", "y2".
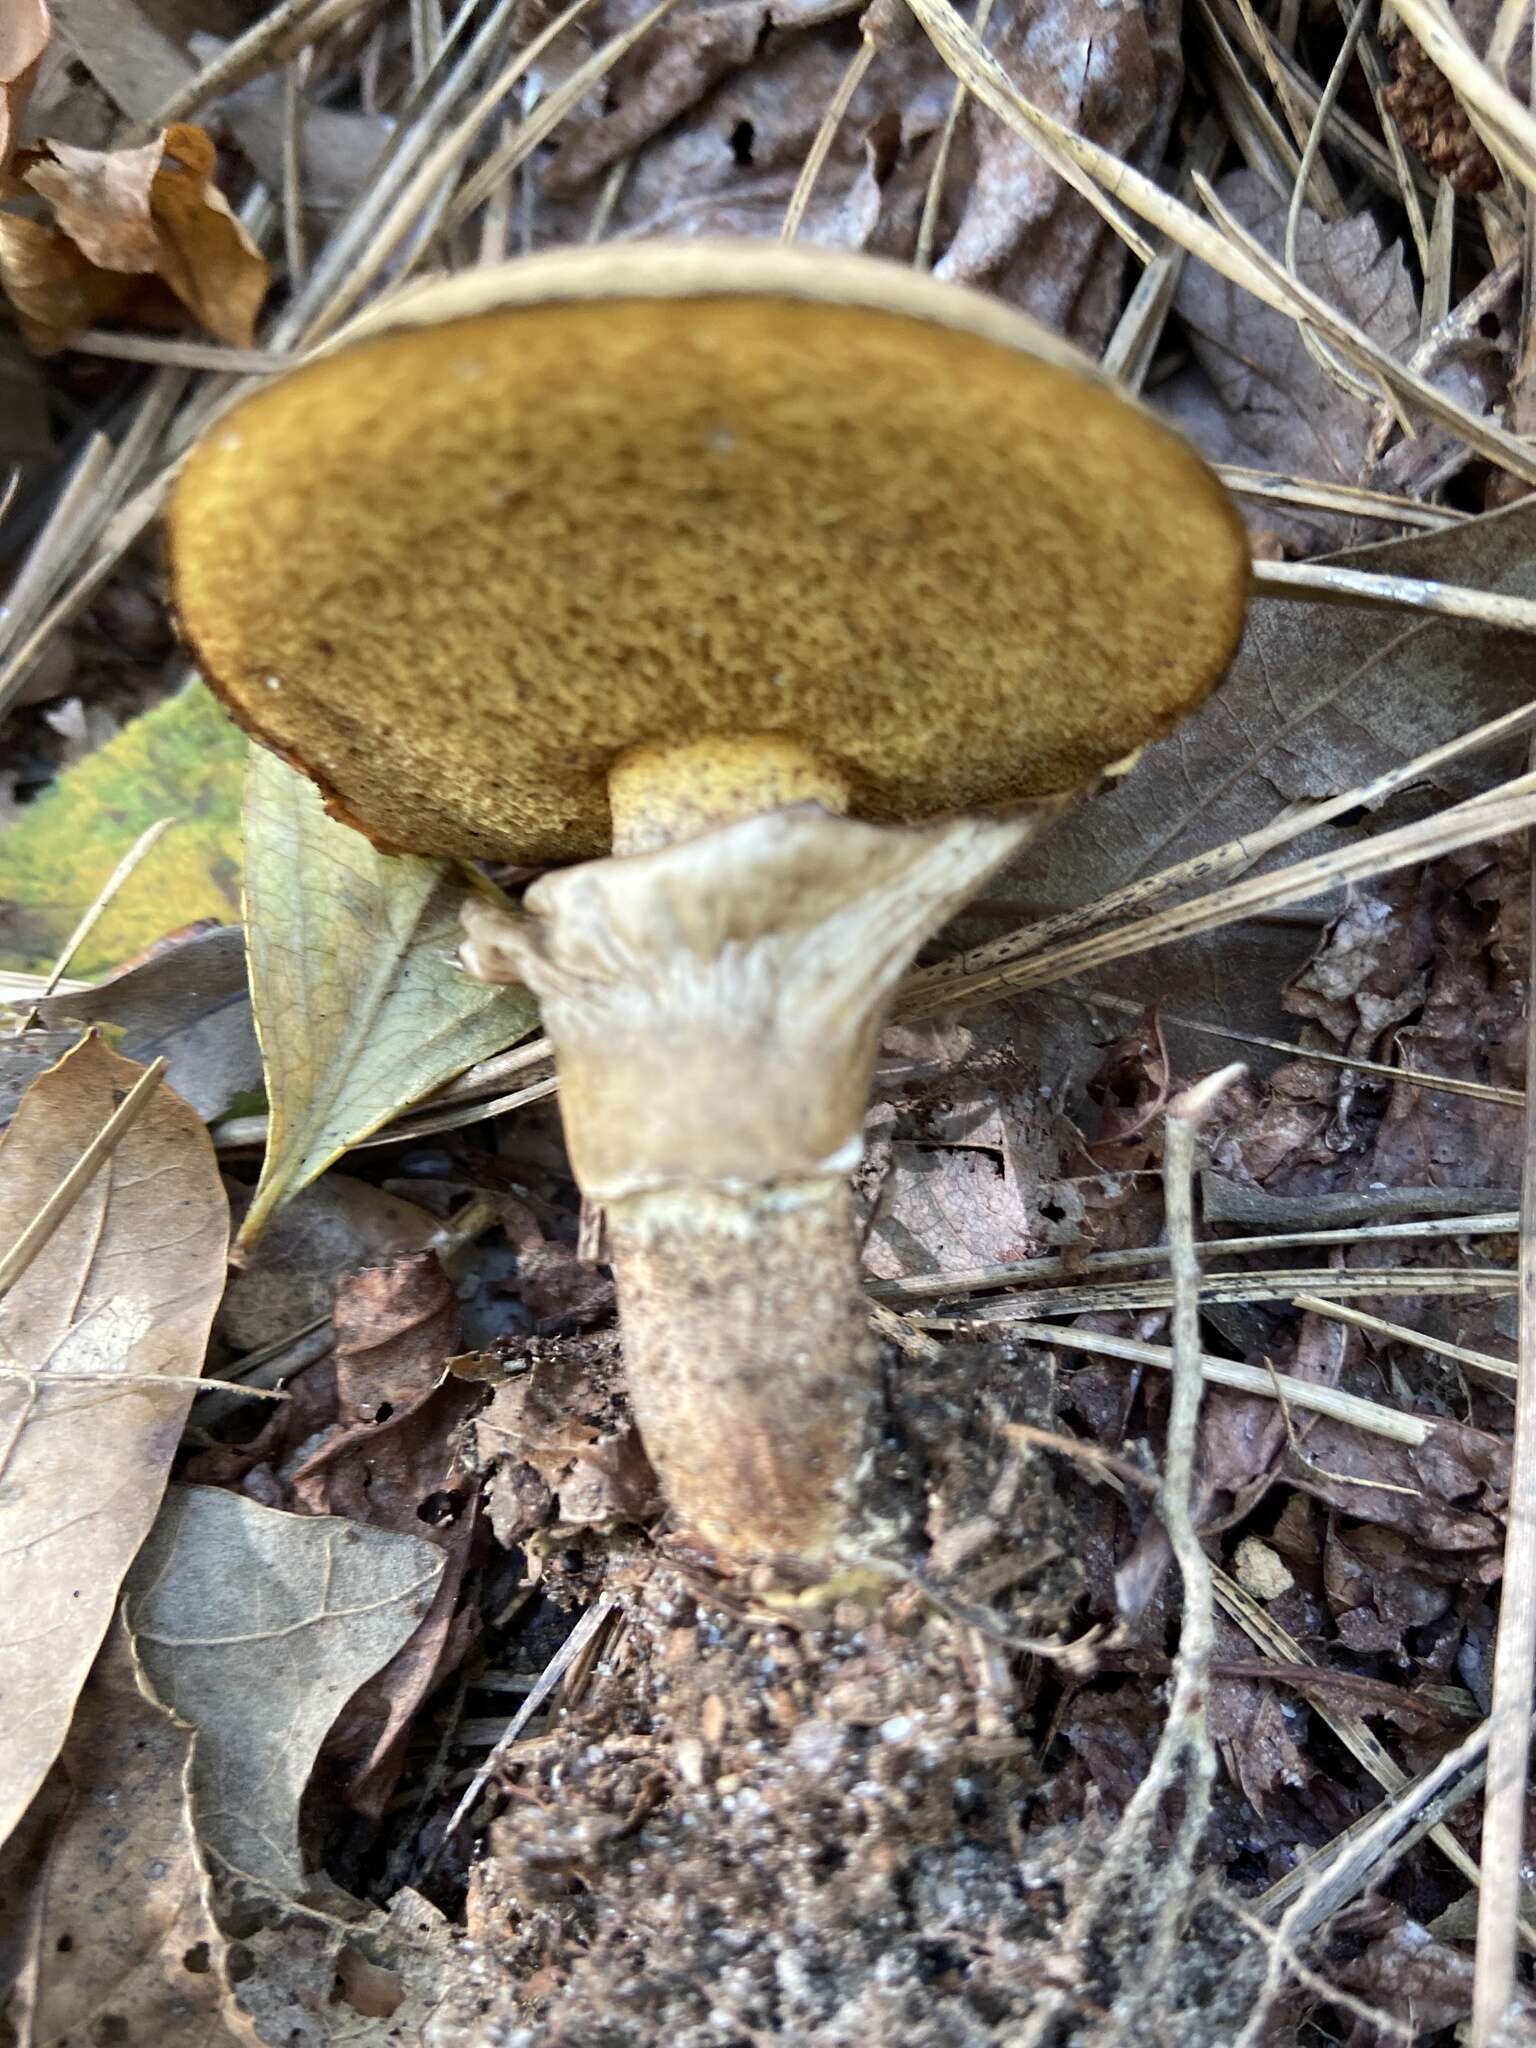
[{"x1": 168, "y1": 240, "x2": 1250, "y2": 1565}]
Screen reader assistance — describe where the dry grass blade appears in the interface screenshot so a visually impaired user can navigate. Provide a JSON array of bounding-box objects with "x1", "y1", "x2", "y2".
[
  {"x1": 920, "y1": 1267, "x2": 1513, "y2": 1320},
  {"x1": 781, "y1": 36, "x2": 876, "y2": 242},
  {"x1": 439, "y1": 1595, "x2": 620, "y2": 1849},
  {"x1": 1294, "y1": 1293, "x2": 1517, "y2": 1385},
  {"x1": 1255, "y1": 557, "x2": 1536, "y2": 631},
  {"x1": 1216, "y1": 466, "x2": 1465, "y2": 528},
  {"x1": 306, "y1": 0, "x2": 615, "y2": 340},
  {"x1": 869, "y1": 1212, "x2": 1521, "y2": 1303},
  {"x1": 905, "y1": 0, "x2": 1536, "y2": 481},
  {"x1": 916, "y1": 0, "x2": 995, "y2": 268},
  {"x1": 0, "y1": 433, "x2": 111, "y2": 669},
  {"x1": 987, "y1": 1320, "x2": 1432, "y2": 1446},
  {"x1": 441, "y1": 0, "x2": 676, "y2": 239},
  {"x1": 905, "y1": 700, "x2": 1536, "y2": 1001},
  {"x1": 1471, "y1": 789, "x2": 1536, "y2": 2040},
  {"x1": 30, "y1": 817, "x2": 174, "y2": 1005},
  {"x1": 1237, "y1": 1720, "x2": 1499, "y2": 2045},
  {"x1": 1217, "y1": 1569, "x2": 1519, "y2": 1929},
  {"x1": 129, "y1": 0, "x2": 343, "y2": 138},
  {"x1": 66, "y1": 331, "x2": 294, "y2": 373},
  {"x1": 903, "y1": 0, "x2": 1155, "y2": 263},
  {"x1": 902, "y1": 774, "x2": 1536, "y2": 1017},
  {"x1": 1066, "y1": 989, "x2": 1526, "y2": 1109}
]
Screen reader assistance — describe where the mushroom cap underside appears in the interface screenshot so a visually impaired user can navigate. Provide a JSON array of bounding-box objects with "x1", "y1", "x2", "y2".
[{"x1": 169, "y1": 240, "x2": 1252, "y2": 862}]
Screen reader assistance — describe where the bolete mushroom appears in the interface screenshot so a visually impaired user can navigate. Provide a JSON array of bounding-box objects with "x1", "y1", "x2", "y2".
[{"x1": 169, "y1": 240, "x2": 1250, "y2": 1565}]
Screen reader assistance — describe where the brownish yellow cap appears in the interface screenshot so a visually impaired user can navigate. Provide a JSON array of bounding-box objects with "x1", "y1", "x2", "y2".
[{"x1": 168, "y1": 240, "x2": 1251, "y2": 862}]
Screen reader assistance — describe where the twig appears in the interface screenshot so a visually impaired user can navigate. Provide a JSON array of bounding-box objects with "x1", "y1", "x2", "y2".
[
  {"x1": 994, "y1": 1321, "x2": 1432, "y2": 1446},
  {"x1": 1014, "y1": 1069, "x2": 1243, "y2": 2044},
  {"x1": 1472, "y1": 749, "x2": 1536, "y2": 2042},
  {"x1": 1254, "y1": 557, "x2": 1536, "y2": 632},
  {"x1": 921, "y1": 1265, "x2": 1514, "y2": 1320}
]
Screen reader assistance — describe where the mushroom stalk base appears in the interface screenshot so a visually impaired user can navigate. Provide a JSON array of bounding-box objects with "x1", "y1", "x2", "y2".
[
  {"x1": 460, "y1": 798, "x2": 1067, "y2": 1560},
  {"x1": 605, "y1": 1178, "x2": 874, "y2": 1557}
]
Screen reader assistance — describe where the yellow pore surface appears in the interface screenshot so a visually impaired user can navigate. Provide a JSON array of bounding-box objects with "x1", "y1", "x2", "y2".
[{"x1": 171, "y1": 277, "x2": 1250, "y2": 861}]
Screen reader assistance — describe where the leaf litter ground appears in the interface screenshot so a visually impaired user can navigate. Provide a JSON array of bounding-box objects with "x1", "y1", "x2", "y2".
[{"x1": 6, "y1": 0, "x2": 1536, "y2": 2042}]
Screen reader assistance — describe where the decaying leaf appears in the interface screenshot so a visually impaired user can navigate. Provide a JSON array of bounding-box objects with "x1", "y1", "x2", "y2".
[
  {"x1": 0, "y1": 1615, "x2": 260, "y2": 2048},
  {"x1": 0, "y1": 1035, "x2": 228, "y2": 1852},
  {"x1": 240, "y1": 749, "x2": 539, "y2": 1245},
  {"x1": 124, "y1": 1484, "x2": 445, "y2": 1898},
  {"x1": 0, "y1": 121, "x2": 269, "y2": 352},
  {"x1": 0, "y1": 682, "x2": 247, "y2": 977},
  {"x1": 226, "y1": 1886, "x2": 459, "y2": 2048},
  {"x1": 937, "y1": 0, "x2": 1180, "y2": 345},
  {"x1": 994, "y1": 495, "x2": 1536, "y2": 1069},
  {"x1": 218, "y1": 1173, "x2": 442, "y2": 1352},
  {"x1": 0, "y1": 0, "x2": 49, "y2": 171},
  {"x1": 477, "y1": 1335, "x2": 659, "y2": 1547},
  {"x1": 1164, "y1": 170, "x2": 1426, "y2": 554},
  {"x1": 287, "y1": 1254, "x2": 481, "y2": 1820},
  {"x1": 31, "y1": 923, "x2": 261, "y2": 1125}
]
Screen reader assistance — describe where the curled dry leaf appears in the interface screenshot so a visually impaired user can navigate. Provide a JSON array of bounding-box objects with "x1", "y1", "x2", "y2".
[
  {"x1": 124, "y1": 1484, "x2": 445, "y2": 1899},
  {"x1": 0, "y1": 1616, "x2": 261, "y2": 2048},
  {"x1": 239, "y1": 750, "x2": 539, "y2": 1246},
  {"x1": 0, "y1": 1035, "x2": 228, "y2": 1853},
  {"x1": 0, "y1": 121, "x2": 269, "y2": 353},
  {"x1": 0, "y1": 0, "x2": 49, "y2": 172}
]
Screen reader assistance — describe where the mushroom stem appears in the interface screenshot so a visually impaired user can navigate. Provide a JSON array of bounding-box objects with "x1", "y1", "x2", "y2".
[
  {"x1": 460, "y1": 797, "x2": 1068, "y2": 1560},
  {"x1": 606, "y1": 1179, "x2": 874, "y2": 1557}
]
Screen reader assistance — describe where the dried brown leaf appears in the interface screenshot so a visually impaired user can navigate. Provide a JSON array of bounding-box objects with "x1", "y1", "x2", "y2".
[
  {"x1": 218, "y1": 1175, "x2": 442, "y2": 1353},
  {"x1": 285, "y1": 1254, "x2": 482, "y2": 1821},
  {"x1": 24, "y1": 130, "x2": 163, "y2": 267},
  {"x1": 544, "y1": 0, "x2": 769, "y2": 197},
  {"x1": 0, "y1": 0, "x2": 48, "y2": 172},
  {"x1": 1163, "y1": 169, "x2": 1420, "y2": 554},
  {"x1": 0, "y1": 1615, "x2": 260, "y2": 2048},
  {"x1": 0, "y1": 205, "x2": 130, "y2": 350},
  {"x1": 477, "y1": 1337, "x2": 658, "y2": 1544},
  {"x1": 147, "y1": 122, "x2": 268, "y2": 348},
  {"x1": 937, "y1": 0, "x2": 1179, "y2": 345},
  {"x1": 0, "y1": 121, "x2": 268, "y2": 352},
  {"x1": 0, "y1": 1035, "x2": 228, "y2": 1852}
]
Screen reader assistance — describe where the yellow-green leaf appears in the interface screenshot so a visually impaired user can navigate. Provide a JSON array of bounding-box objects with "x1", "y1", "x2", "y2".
[
  {"x1": 0, "y1": 681, "x2": 246, "y2": 976},
  {"x1": 241, "y1": 748, "x2": 538, "y2": 1244}
]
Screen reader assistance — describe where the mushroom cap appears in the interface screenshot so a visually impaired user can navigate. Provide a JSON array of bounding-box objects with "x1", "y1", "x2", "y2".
[{"x1": 169, "y1": 240, "x2": 1251, "y2": 862}]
